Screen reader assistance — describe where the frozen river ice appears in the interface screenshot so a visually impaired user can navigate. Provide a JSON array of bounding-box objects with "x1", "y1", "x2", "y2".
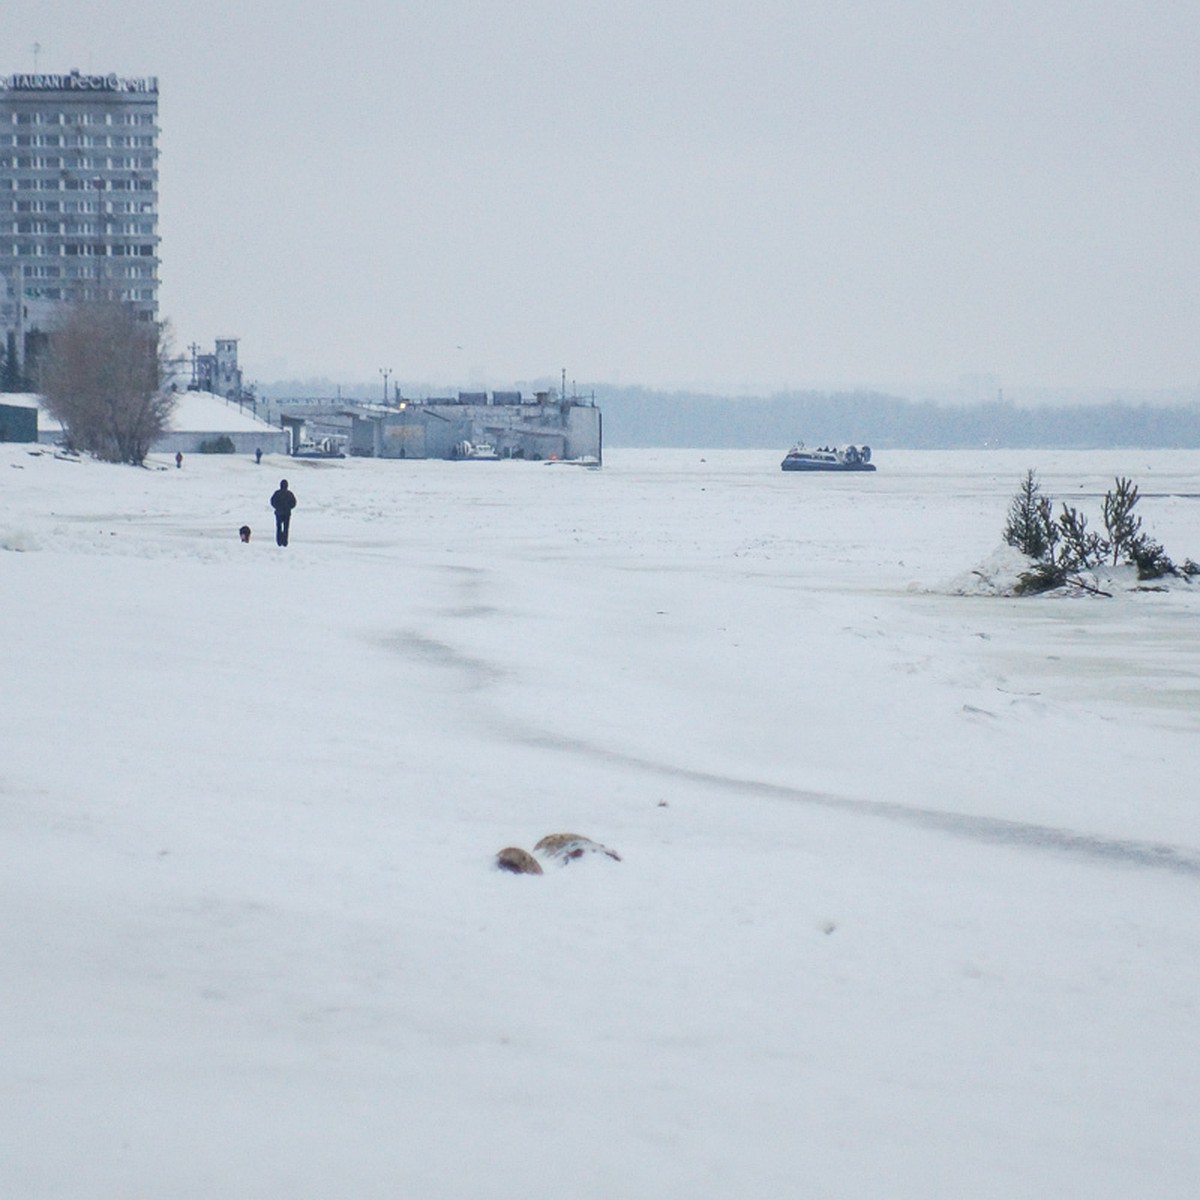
[{"x1": 2, "y1": 444, "x2": 1199, "y2": 1198}]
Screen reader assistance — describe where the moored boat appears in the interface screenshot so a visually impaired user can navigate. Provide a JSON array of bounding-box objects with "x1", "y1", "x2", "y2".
[
  {"x1": 453, "y1": 440, "x2": 500, "y2": 460},
  {"x1": 781, "y1": 442, "x2": 876, "y2": 472}
]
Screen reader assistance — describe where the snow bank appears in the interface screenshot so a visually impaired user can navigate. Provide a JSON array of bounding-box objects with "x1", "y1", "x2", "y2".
[
  {"x1": 0, "y1": 525, "x2": 39, "y2": 552},
  {"x1": 943, "y1": 543, "x2": 1035, "y2": 595}
]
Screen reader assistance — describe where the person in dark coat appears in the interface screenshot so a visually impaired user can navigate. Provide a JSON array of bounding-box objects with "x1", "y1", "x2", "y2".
[{"x1": 270, "y1": 479, "x2": 297, "y2": 546}]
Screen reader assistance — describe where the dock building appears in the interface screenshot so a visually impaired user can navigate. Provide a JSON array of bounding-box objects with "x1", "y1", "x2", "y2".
[{"x1": 346, "y1": 391, "x2": 602, "y2": 462}]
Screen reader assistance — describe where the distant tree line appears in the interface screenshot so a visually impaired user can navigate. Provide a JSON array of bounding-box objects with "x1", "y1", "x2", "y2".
[
  {"x1": 594, "y1": 387, "x2": 1200, "y2": 449},
  {"x1": 226, "y1": 377, "x2": 1200, "y2": 451}
]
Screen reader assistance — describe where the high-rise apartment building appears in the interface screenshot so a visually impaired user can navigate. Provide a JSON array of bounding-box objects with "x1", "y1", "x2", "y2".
[{"x1": 0, "y1": 69, "x2": 159, "y2": 376}]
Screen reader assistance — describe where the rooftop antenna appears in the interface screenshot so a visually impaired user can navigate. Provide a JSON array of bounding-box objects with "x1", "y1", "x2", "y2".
[{"x1": 32, "y1": 42, "x2": 41, "y2": 70}]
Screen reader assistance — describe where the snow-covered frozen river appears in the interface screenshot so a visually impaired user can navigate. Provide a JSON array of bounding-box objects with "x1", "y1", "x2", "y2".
[{"x1": 3, "y1": 444, "x2": 1199, "y2": 1198}]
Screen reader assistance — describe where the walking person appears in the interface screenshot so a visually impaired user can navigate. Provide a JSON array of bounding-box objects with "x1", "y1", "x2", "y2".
[{"x1": 270, "y1": 479, "x2": 297, "y2": 547}]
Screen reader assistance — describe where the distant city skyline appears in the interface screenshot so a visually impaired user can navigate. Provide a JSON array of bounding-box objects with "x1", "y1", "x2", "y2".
[{"x1": 4, "y1": 1, "x2": 1198, "y2": 395}]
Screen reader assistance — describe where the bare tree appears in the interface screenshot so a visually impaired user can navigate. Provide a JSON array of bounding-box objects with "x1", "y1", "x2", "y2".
[{"x1": 41, "y1": 301, "x2": 175, "y2": 465}]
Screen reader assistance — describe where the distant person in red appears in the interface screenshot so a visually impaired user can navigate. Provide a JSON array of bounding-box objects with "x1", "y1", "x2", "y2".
[{"x1": 270, "y1": 479, "x2": 296, "y2": 546}]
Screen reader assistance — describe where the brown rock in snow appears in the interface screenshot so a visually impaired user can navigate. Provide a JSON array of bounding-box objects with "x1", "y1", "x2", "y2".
[{"x1": 495, "y1": 847, "x2": 543, "y2": 875}]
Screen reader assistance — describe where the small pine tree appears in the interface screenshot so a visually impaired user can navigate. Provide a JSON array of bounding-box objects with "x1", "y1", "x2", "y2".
[
  {"x1": 1128, "y1": 534, "x2": 1176, "y2": 580},
  {"x1": 1057, "y1": 504, "x2": 1109, "y2": 571},
  {"x1": 1002, "y1": 470, "x2": 1195, "y2": 593},
  {"x1": 1102, "y1": 476, "x2": 1143, "y2": 566},
  {"x1": 1004, "y1": 470, "x2": 1055, "y2": 559},
  {"x1": 1038, "y1": 494, "x2": 1059, "y2": 565}
]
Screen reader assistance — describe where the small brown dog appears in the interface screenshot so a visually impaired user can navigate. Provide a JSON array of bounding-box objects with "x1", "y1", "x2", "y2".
[{"x1": 238, "y1": 525, "x2": 252, "y2": 543}]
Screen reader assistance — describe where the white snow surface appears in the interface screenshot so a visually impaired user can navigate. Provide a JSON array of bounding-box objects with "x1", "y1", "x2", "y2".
[
  {"x1": 2, "y1": 445, "x2": 1199, "y2": 1199},
  {"x1": 28, "y1": 389, "x2": 277, "y2": 437},
  {"x1": 164, "y1": 390, "x2": 279, "y2": 434}
]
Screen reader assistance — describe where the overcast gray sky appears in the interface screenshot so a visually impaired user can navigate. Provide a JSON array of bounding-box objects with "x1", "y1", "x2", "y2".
[{"x1": 5, "y1": 1, "x2": 1198, "y2": 394}]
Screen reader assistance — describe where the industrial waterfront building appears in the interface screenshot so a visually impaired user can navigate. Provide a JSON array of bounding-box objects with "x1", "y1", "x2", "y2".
[
  {"x1": 0, "y1": 70, "x2": 160, "y2": 379},
  {"x1": 346, "y1": 391, "x2": 602, "y2": 462}
]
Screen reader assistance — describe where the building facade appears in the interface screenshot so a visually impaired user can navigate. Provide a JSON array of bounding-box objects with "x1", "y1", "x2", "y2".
[
  {"x1": 0, "y1": 70, "x2": 160, "y2": 378},
  {"x1": 348, "y1": 392, "x2": 603, "y2": 463},
  {"x1": 192, "y1": 337, "x2": 245, "y2": 401}
]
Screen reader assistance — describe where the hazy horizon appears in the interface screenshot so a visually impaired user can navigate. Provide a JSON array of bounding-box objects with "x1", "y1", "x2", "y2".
[
  {"x1": 5, "y1": 2, "x2": 1198, "y2": 394},
  {"x1": 253, "y1": 373, "x2": 1200, "y2": 410}
]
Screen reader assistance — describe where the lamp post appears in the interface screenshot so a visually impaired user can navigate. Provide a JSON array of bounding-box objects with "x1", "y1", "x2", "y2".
[{"x1": 379, "y1": 367, "x2": 391, "y2": 405}]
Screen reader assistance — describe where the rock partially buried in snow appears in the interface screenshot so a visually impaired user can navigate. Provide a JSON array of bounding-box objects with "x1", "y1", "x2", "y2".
[
  {"x1": 495, "y1": 847, "x2": 543, "y2": 875},
  {"x1": 534, "y1": 833, "x2": 622, "y2": 865},
  {"x1": 494, "y1": 834, "x2": 622, "y2": 875}
]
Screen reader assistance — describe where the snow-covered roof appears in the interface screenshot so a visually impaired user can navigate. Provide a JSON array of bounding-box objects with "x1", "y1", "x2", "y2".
[
  {"x1": 166, "y1": 390, "x2": 277, "y2": 433},
  {"x1": 25, "y1": 388, "x2": 277, "y2": 434},
  {"x1": 0, "y1": 392, "x2": 41, "y2": 409}
]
